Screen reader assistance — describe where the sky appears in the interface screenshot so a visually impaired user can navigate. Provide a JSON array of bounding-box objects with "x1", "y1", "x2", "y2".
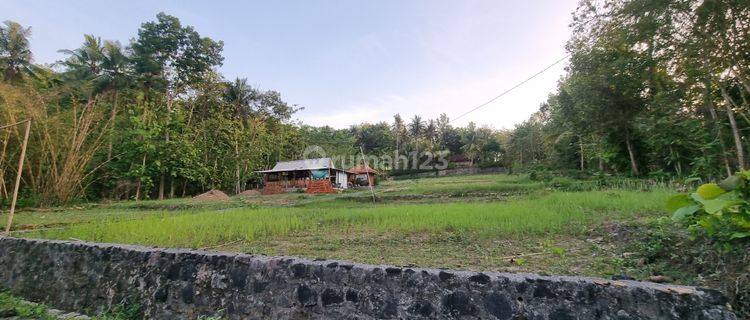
[{"x1": 2, "y1": 0, "x2": 579, "y2": 129}]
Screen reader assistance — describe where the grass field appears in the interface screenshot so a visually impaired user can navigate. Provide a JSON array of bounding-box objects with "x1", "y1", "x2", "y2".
[
  {"x1": 10, "y1": 172, "x2": 750, "y2": 317},
  {"x1": 3, "y1": 173, "x2": 676, "y2": 278},
  {"x1": 32, "y1": 190, "x2": 669, "y2": 247}
]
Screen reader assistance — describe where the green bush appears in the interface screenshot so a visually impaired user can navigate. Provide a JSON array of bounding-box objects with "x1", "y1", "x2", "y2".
[
  {"x1": 668, "y1": 170, "x2": 750, "y2": 241},
  {"x1": 528, "y1": 169, "x2": 554, "y2": 182}
]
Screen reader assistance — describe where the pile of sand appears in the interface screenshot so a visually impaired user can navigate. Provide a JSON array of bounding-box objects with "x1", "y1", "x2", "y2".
[
  {"x1": 193, "y1": 189, "x2": 230, "y2": 201},
  {"x1": 238, "y1": 189, "x2": 261, "y2": 198}
]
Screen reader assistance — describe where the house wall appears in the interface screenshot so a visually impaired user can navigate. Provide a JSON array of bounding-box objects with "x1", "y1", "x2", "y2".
[{"x1": 335, "y1": 171, "x2": 348, "y2": 189}]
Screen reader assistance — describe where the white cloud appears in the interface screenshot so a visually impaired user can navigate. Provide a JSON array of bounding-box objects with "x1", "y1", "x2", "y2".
[
  {"x1": 298, "y1": 59, "x2": 567, "y2": 129},
  {"x1": 294, "y1": 0, "x2": 576, "y2": 130}
]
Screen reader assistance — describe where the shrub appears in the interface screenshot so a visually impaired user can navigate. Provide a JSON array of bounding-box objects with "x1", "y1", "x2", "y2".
[{"x1": 668, "y1": 170, "x2": 750, "y2": 241}]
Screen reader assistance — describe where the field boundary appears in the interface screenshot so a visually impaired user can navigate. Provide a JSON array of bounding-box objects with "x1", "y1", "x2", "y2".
[
  {"x1": 0, "y1": 237, "x2": 736, "y2": 319},
  {"x1": 391, "y1": 167, "x2": 506, "y2": 179}
]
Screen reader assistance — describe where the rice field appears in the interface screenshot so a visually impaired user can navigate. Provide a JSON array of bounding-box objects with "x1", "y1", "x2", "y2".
[{"x1": 7, "y1": 173, "x2": 676, "y2": 276}]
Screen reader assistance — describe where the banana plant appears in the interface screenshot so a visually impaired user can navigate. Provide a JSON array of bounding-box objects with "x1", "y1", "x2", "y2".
[{"x1": 668, "y1": 171, "x2": 750, "y2": 240}]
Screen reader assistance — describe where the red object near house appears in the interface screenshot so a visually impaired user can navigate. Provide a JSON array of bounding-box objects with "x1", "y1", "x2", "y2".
[{"x1": 306, "y1": 179, "x2": 335, "y2": 194}]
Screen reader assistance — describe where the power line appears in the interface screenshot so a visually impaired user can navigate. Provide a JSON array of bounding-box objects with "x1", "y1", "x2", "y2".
[
  {"x1": 448, "y1": 13, "x2": 610, "y2": 124},
  {"x1": 450, "y1": 54, "x2": 570, "y2": 123}
]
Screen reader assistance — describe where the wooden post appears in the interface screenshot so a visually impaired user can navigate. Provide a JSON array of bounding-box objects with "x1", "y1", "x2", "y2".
[
  {"x1": 4, "y1": 119, "x2": 31, "y2": 236},
  {"x1": 359, "y1": 146, "x2": 376, "y2": 204}
]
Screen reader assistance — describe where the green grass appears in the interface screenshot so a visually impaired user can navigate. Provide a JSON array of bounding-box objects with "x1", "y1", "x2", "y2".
[
  {"x1": 7, "y1": 173, "x2": 676, "y2": 278},
  {"x1": 2, "y1": 174, "x2": 541, "y2": 232},
  {"x1": 376, "y1": 173, "x2": 547, "y2": 196},
  {"x1": 0, "y1": 290, "x2": 146, "y2": 320},
  {"x1": 0, "y1": 291, "x2": 55, "y2": 320},
  {"x1": 5, "y1": 173, "x2": 744, "y2": 315},
  {"x1": 30, "y1": 189, "x2": 672, "y2": 249}
]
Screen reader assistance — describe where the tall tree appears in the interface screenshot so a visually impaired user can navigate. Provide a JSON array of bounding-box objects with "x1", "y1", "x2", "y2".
[
  {"x1": 98, "y1": 40, "x2": 131, "y2": 161},
  {"x1": 409, "y1": 115, "x2": 424, "y2": 158},
  {"x1": 0, "y1": 21, "x2": 34, "y2": 82},
  {"x1": 392, "y1": 114, "x2": 405, "y2": 157},
  {"x1": 130, "y1": 12, "x2": 224, "y2": 199}
]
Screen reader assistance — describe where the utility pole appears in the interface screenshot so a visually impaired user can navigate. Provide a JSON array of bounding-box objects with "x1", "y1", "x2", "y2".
[{"x1": 3, "y1": 119, "x2": 31, "y2": 236}]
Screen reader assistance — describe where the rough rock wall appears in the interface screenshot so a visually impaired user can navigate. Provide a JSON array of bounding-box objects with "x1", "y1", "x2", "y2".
[{"x1": 0, "y1": 238, "x2": 736, "y2": 319}]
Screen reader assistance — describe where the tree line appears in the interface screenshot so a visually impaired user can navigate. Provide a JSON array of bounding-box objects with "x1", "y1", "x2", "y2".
[
  {"x1": 505, "y1": 0, "x2": 749, "y2": 179},
  {"x1": 0, "y1": 13, "x2": 302, "y2": 205},
  {"x1": 302, "y1": 0, "x2": 750, "y2": 180},
  {"x1": 301, "y1": 113, "x2": 505, "y2": 170},
  {"x1": 3, "y1": 0, "x2": 748, "y2": 205},
  {"x1": 0, "y1": 13, "x2": 506, "y2": 206}
]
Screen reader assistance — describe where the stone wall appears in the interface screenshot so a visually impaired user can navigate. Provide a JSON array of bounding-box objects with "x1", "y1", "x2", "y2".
[{"x1": 0, "y1": 237, "x2": 736, "y2": 319}]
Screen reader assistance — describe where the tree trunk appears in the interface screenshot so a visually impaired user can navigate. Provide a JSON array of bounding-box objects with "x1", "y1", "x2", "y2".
[
  {"x1": 669, "y1": 145, "x2": 683, "y2": 177},
  {"x1": 720, "y1": 85, "x2": 746, "y2": 170},
  {"x1": 579, "y1": 136, "x2": 585, "y2": 171},
  {"x1": 169, "y1": 178, "x2": 175, "y2": 199},
  {"x1": 235, "y1": 141, "x2": 241, "y2": 194},
  {"x1": 135, "y1": 154, "x2": 146, "y2": 201},
  {"x1": 135, "y1": 179, "x2": 141, "y2": 201},
  {"x1": 395, "y1": 135, "x2": 400, "y2": 157},
  {"x1": 704, "y1": 87, "x2": 733, "y2": 176},
  {"x1": 624, "y1": 131, "x2": 640, "y2": 176},
  {"x1": 158, "y1": 173, "x2": 165, "y2": 200},
  {"x1": 159, "y1": 125, "x2": 170, "y2": 200},
  {"x1": 413, "y1": 140, "x2": 420, "y2": 170}
]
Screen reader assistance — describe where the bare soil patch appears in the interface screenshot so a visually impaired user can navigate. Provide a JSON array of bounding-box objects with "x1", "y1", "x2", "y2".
[{"x1": 192, "y1": 189, "x2": 230, "y2": 201}]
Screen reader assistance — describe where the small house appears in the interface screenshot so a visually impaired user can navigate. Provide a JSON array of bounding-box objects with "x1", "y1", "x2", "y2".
[
  {"x1": 349, "y1": 164, "x2": 378, "y2": 186},
  {"x1": 256, "y1": 158, "x2": 351, "y2": 194}
]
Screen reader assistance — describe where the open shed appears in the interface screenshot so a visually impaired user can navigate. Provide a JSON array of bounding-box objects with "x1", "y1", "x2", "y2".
[
  {"x1": 255, "y1": 158, "x2": 351, "y2": 194},
  {"x1": 349, "y1": 164, "x2": 378, "y2": 186}
]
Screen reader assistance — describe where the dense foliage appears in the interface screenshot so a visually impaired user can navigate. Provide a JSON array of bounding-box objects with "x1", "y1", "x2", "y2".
[
  {"x1": 0, "y1": 14, "x2": 507, "y2": 205},
  {"x1": 0, "y1": 14, "x2": 300, "y2": 204},
  {"x1": 505, "y1": 0, "x2": 749, "y2": 179},
  {"x1": 669, "y1": 170, "x2": 750, "y2": 241},
  {"x1": 2, "y1": 0, "x2": 749, "y2": 205}
]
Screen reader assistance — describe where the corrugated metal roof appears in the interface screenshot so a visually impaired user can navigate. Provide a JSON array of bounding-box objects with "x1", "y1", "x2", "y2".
[{"x1": 256, "y1": 158, "x2": 336, "y2": 173}]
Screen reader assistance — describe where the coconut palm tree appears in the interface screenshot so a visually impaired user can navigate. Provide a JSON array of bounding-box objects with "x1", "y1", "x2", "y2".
[
  {"x1": 461, "y1": 122, "x2": 480, "y2": 166},
  {"x1": 58, "y1": 35, "x2": 104, "y2": 88},
  {"x1": 409, "y1": 115, "x2": 424, "y2": 162},
  {"x1": 97, "y1": 40, "x2": 130, "y2": 93},
  {"x1": 225, "y1": 78, "x2": 257, "y2": 194},
  {"x1": 60, "y1": 36, "x2": 132, "y2": 161},
  {"x1": 0, "y1": 21, "x2": 34, "y2": 82},
  {"x1": 97, "y1": 40, "x2": 131, "y2": 161},
  {"x1": 391, "y1": 114, "x2": 405, "y2": 157},
  {"x1": 424, "y1": 119, "x2": 437, "y2": 153},
  {"x1": 225, "y1": 78, "x2": 255, "y2": 123}
]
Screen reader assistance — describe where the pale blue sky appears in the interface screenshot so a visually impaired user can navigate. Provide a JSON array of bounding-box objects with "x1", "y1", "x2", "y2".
[{"x1": 2, "y1": 0, "x2": 578, "y2": 128}]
